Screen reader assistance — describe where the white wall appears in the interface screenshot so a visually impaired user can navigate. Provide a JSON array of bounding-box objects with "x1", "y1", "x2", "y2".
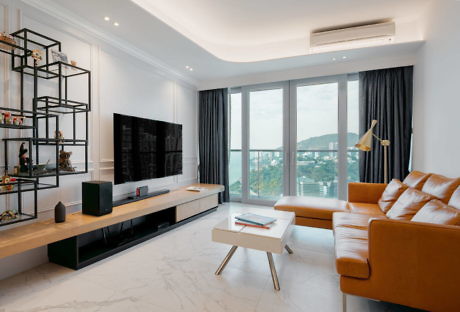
[
  {"x1": 0, "y1": 1, "x2": 198, "y2": 279},
  {"x1": 412, "y1": 0, "x2": 460, "y2": 176}
]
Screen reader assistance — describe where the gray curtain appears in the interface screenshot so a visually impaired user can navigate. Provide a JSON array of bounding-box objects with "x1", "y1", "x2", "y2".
[
  {"x1": 359, "y1": 66, "x2": 413, "y2": 183},
  {"x1": 198, "y1": 89, "x2": 230, "y2": 202}
]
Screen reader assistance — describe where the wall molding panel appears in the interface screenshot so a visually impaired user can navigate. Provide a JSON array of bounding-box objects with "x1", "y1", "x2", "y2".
[{"x1": 0, "y1": 0, "x2": 199, "y2": 221}]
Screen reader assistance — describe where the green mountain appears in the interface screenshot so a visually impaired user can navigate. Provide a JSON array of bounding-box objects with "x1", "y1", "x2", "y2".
[{"x1": 296, "y1": 132, "x2": 359, "y2": 150}]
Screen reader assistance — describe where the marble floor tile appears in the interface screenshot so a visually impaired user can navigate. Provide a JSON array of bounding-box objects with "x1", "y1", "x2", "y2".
[{"x1": 0, "y1": 203, "x2": 420, "y2": 312}]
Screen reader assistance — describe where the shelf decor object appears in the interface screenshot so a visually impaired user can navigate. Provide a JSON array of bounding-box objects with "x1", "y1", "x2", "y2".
[
  {"x1": 0, "y1": 32, "x2": 20, "y2": 54},
  {"x1": 0, "y1": 28, "x2": 91, "y2": 227},
  {"x1": 0, "y1": 179, "x2": 37, "y2": 226},
  {"x1": 54, "y1": 201, "x2": 66, "y2": 223}
]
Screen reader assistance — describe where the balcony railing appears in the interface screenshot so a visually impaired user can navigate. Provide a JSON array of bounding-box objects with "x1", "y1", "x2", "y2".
[{"x1": 229, "y1": 148, "x2": 359, "y2": 200}]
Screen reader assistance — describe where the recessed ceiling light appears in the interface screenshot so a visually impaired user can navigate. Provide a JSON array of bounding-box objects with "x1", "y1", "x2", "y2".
[
  {"x1": 114, "y1": 22, "x2": 119, "y2": 27},
  {"x1": 189, "y1": 68, "x2": 194, "y2": 71},
  {"x1": 342, "y1": 56, "x2": 347, "y2": 59},
  {"x1": 185, "y1": 65, "x2": 190, "y2": 69},
  {"x1": 332, "y1": 57, "x2": 337, "y2": 61},
  {"x1": 104, "y1": 16, "x2": 110, "y2": 21}
]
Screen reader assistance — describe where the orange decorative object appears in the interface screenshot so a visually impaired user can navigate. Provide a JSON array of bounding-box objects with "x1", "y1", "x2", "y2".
[
  {"x1": 0, "y1": 175, "x2": 16, "y2": 191},
  {"x1": 0, "y1": 32, "x2": 16, "y2": 51}
]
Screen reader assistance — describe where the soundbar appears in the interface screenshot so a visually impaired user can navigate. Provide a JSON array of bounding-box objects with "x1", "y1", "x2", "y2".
[{"x1": 113, "y1": 189, "x2": 170, "y2": 207}]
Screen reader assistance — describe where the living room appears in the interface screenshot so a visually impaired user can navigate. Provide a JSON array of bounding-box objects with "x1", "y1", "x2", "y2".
[{"x1": 0, "y1": 0, "x2": 458, "y2": 311}]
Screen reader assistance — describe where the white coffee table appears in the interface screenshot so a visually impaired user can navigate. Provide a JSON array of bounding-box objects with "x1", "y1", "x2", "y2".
[{"x1": 212, "y1": 208, "x2": 295, "y2": 290}]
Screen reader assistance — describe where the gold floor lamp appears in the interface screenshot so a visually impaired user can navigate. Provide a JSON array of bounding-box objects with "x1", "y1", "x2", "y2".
[{"x1": 355, "y1": 120, "x2": 391, "y2": 184}]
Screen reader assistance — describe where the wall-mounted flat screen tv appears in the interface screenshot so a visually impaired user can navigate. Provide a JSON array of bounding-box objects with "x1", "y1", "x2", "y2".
[{"x1": 113, "y1": 113, "x2": 182, "y2": 185}]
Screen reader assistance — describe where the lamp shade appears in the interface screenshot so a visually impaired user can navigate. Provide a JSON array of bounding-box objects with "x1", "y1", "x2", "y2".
[{"x1": 355, "y1": 120, "x2": 378, "y2": 151}]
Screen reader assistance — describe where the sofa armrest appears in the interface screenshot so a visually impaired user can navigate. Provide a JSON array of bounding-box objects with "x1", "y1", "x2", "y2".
[
  {"x1": 367, "y1": 219, "x2": 460, "y2": 310},
  {"x1": 347, "y1": 182, "x2": 386, "y2": 204}
]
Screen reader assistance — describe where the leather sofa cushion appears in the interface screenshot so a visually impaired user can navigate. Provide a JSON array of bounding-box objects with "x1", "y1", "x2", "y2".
[
  {"x1": 334, "y1": 226, "x2": 370, "y2": 279},
  {"x1": 421, "y1": 174, "x2": 460, "y2": 203},
  {"x1": 386, "y1": 188, "x2": 433, "y2": 220},
  {"x1": 412, "y1": 199, "x2": 460, "y2": 225},
  {"x1": 333, "y1": 212, "x2": 385, "y2": 230},
  {"x1": 448, "y1": 186, "x2": 460, "y2": 210},
  {"x1": 378, "y1": 179, "x2": 408, "y2": 213},
  {"x1": 348, "y1": 202, "x2": 385, "y2": 216},
  {"x1": 274, "y1": 196, "x2": 348, "y2": 220},
  {"x1": 403, "y1": 171, "x2": 431, "y2": 190}
]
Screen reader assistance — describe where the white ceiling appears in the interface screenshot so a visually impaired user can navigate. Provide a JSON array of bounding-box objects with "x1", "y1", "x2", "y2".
[
  {"x1": 131, "y1": 0, "x2": 430, "y2": 62},
  {"x1": 39, "y1": 0, "x2": 430, "y2": 87}
]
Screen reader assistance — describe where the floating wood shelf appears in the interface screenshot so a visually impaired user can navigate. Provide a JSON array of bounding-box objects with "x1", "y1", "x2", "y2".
[{"x1": 0, "y1": 184, "x2": 224, "y2": 261}]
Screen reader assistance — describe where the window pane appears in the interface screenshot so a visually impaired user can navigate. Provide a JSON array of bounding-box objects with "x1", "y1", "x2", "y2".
[
  {"x1": 229, "y1": 93, "x2": 242, "y2": 198},
  {"x1": 249, "y1": 89, "x2": 284, "y2": 200},
  {"x1": 347, "y1": 80, "x2": 360, "y2": 183},
  {"x1": 296, "y1": 83, "x2": 338, "y2": 198}
]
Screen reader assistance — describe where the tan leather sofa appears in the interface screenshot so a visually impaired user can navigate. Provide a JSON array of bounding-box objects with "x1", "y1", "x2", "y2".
[{"x1": 275, "y1": 171, "x2": 460, "y2": 312}]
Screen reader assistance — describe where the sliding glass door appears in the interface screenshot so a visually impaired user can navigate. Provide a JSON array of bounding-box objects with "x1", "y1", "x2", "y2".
[
  {"x1": 293, "y1": 81, "x2": 339, "y2": 198},
  {"x1": 229, "y1": 75, "x2": 358, "y2": 204},
  {"x1": 248, "y1": 86, "x2": 288, "y2": 202}
]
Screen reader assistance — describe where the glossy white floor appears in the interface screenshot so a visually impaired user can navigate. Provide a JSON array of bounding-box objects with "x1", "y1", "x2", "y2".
[{"x1": 0, "y1": 203, "x2": 419, "y2": 312}]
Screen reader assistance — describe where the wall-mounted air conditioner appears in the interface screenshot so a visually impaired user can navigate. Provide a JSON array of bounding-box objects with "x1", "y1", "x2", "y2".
[{"x1": 310, "y1": 21, "x2": 395, "y2": 53}]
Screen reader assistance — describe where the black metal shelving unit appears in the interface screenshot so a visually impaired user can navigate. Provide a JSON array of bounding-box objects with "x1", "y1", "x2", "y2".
[
  {"x1": 0, "y1": 28, "x2": 91, "y2": 227},
  {"x1": 0, "y1": 179, "x2": 38, "y2": 226}
]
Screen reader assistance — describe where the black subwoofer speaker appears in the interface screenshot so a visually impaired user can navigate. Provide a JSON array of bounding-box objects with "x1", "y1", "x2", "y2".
[{"x1": 82, "y1": 181, "x2": 113, "y2": 216}]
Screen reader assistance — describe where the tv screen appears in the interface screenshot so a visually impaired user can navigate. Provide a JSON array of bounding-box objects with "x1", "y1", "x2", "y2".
[{"x1": 113, "y1": 113, "x2": 182, "y2": 185}]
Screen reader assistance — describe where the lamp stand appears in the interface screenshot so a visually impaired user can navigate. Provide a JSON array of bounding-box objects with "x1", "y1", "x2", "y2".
[{"x1": 381, "y1": 140, "x2": 390, "y2": 184}]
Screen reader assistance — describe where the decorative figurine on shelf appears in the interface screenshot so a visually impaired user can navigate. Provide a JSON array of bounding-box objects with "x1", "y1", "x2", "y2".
[
  {"x1": 13, "y1": 116, "x2": 25, "y2": 126},
  {"x1": 0, "y1": 209, "x2": 18, "y2": 222},
  {"x1": 19, "y1": 143, "x2": 30, "y2": 173},
  {"x1": 0, "y1": 174, "x2": 16, "y2": 191},
  {"x1": 59, "y1": 150, "x2": 75, "y2": 172},
  {"x1": 0, "y1": 32, "x2": 16, "y2": 51},
  {"x1": 4, "y1": 111, "x2": 11, "y2": 124},
  {"x1": 31, "y1": 49, "x2": 43, "y2": 65},
  {"x1": 55, "y1": 130, "x2": 64, "y2": 143}
]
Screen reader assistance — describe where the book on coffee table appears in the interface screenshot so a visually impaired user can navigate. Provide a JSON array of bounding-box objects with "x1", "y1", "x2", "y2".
[
  {"x1": 235, "y1": 220, "x2": 273, "y2": 229},
  {"x1": 235, "y1": 213, "x2": 277, "y2": 226}
]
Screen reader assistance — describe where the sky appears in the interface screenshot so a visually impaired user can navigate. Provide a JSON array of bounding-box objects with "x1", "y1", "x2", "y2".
[{"x1": 230, "y1": 80, "x2": 359, "y2": 150}]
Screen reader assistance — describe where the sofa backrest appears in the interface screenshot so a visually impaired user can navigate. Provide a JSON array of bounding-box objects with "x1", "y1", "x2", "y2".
[
  {"x1": 387, "y1": 171, "x2": 460, "y2": 221},
  {"x1": 448, "y1": 187, "x2": 460, "y2": 210},
  {"x1": 421, "y1": 174, "x2": 460, "y2": 204},
  {"x1": 403, "y1": 171, "x2": 431, "y2": 190},
  {"x1": 386, "y1": 188, "x2": 433, "y2": 220},
  {"x1": 412, "y1": 199, "x2": 460, "y2": 225}
]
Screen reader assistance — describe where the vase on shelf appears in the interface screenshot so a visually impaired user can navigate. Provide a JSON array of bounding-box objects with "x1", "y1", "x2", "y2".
[{"x1": 54, "y1": 201, "x2": 66, "y2": 223}]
